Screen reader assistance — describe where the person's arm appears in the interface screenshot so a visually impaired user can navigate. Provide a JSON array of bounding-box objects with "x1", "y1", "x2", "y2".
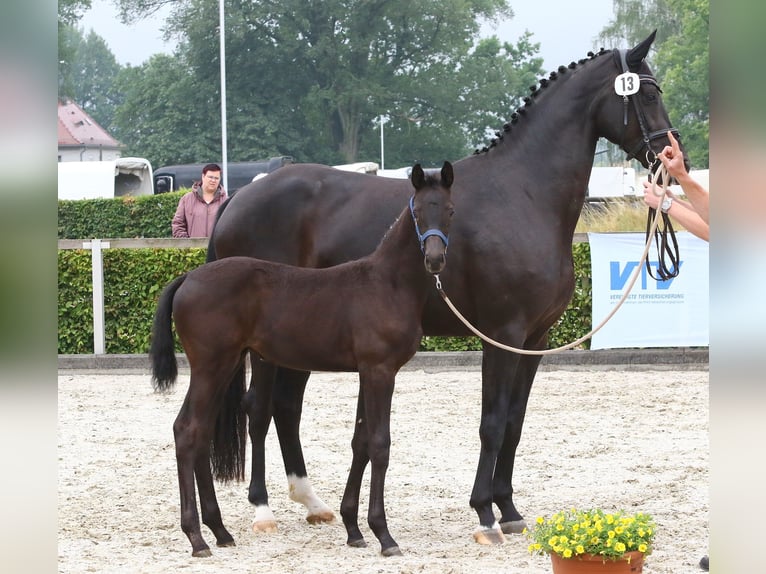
[
  {"x1": 673, "y1": 172, "x2": 709, "y2": 224},
  {"x1": 658, "y1": 131, "x2": 709, "y2": 224},
  {"x1": 171, "y1": 195, "x2": 190, "y2": 238},
  {"x1": 643, "y1": 182, "x2": 709, "y2": 241}
]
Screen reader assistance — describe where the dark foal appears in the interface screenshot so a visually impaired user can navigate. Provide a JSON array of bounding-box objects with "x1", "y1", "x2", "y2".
[{"x1": 150, "y1": 162, "x2": 455, "y2": 557}]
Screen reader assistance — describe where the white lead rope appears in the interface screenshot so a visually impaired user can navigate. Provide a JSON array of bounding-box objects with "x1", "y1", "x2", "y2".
[{"x1": 434, "y1": 165, "x2": 670, "y2": 356}]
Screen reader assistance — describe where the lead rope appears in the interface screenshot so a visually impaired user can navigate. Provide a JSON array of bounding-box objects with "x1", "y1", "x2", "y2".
[{"x1": 434, "y1": 165, "x2": 671, "y2": 356}]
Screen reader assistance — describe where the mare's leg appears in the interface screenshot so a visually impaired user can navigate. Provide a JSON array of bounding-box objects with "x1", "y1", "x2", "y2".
[
  {"x1": 244, "y1": 357, "x2": 278, "y2": 532},
  {"x1": 493, "y1": 354, "x2": 541, "y2": 534},
  {"x1": 340, "y1": 387, "x2": 370, "y2": 548},
  {"x1": 359, "y1": 368, "x2": 400, "y2": 556},
  {"x1": 273, "y1": 366, "x2": 335, "y2": 524},
  {"x1": 174, "y1": 358, "x2": 239, "y2": 557},
  {"x1": 470, "y1": 343, "x2": 522, "y2": 545}
]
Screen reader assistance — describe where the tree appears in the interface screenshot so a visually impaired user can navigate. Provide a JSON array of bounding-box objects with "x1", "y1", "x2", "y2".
[
  {"x1": 112, "y1": 0, "x2": 545, "y2": 166},
  {"x1": 112, "y1": 54, "x2": 217, "y2": 167},
  {"x1": 69, "y1": 28, "x2": 124, "y2": 131},
  {"x1": 58, "y1": 0, "x2": 92, "y2": 99},
  {"x1": 652, "y1": 0, "x2": 709, "y2": 167}
]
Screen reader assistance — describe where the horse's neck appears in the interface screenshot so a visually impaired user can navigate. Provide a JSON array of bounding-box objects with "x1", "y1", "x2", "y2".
[
  {"x1": 474, "y1": 67, "x2": 602, "y2": 189},
  {"x1": 370, "y1": 208, "x2": 429, "y2": 283}
]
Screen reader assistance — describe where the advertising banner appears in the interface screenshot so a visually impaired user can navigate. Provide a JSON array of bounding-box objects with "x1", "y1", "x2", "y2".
[{"x1": 589, "y1": 232, "x2": 709, "y2": 349}]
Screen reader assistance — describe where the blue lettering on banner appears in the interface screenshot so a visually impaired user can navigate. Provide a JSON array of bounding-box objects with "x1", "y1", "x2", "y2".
[{"x1": 609, "y1": 261, "x2": 683, "y2": 290}]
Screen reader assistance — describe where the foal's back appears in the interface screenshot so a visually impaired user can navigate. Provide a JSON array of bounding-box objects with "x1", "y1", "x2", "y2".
[{"x1": 172, "y1": 253, "x2": 423, "y2": 372}]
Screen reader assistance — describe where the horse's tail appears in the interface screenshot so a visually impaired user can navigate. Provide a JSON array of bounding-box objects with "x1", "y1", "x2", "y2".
[
  {"x1": 210, "y1": 359, "x2": 248, "y2": 482},
  {"x1": 205, "y1": 195, "x2": 233, "y2": 263},
  {"x1": 149, "y1": 274, "x2": 187, "y2": 392}
]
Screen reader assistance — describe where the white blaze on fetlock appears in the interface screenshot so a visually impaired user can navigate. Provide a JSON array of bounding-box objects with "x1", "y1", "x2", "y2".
[
  {"x1": 252, "y1": 504, "x2": 278, "y2": 533},
  {"x1": 473, "y1": 521, "x2": 506, "y2": 545},
  {"x1": 287, "y1": 475, "x2": 336, "y2": 524}
]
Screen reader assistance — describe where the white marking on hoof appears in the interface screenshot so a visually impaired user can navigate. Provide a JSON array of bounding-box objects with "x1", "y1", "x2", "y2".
[
  {"x1": 287, "y1": 475, "x2": 336, "y2": 524},
  {"x1": 252, "y1": 504, "x2": 278, "y2": 533},
  {"x1": 473, "y1": 521, "x2": 506, "y2": 545}
]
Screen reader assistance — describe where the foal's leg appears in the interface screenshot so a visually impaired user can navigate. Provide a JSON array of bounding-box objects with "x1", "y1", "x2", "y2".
[
  {"x1": 244, "y1": 357, "x2": 279, "y2": 532},
  {"x1": 359, "y1": 368, "x2": 400, "y2": 556},
  {"x1": 174, "y1": 363, "x2": 237, "y2": 557},
  {"x1": 494, "y1": 354, "x2": 541, "y2": 535},
  {"x1": 470, "y1": 343, "x2": 521, "y2": 545},
  {"x1": 273, "y1": 366, "x2": 335, "y2": 524},
  {"x1": 340, "y1": 387, "x2": 370, "y2": 548}
]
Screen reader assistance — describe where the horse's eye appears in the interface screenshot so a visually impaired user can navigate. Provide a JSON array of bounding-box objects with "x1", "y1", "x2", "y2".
[{"x1": 643, "y1": 93, "x2": 657, "y2": 103}]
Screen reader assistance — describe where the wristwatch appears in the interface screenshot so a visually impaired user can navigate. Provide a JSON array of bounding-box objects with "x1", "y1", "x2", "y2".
[{"x1": 660, "y1": 196, "x2": 673, "y2": 213}]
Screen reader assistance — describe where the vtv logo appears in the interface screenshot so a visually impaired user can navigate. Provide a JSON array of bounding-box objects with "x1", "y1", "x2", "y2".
[{"x1": 610, "y1": 260, "x2": 683, "y2": 290}]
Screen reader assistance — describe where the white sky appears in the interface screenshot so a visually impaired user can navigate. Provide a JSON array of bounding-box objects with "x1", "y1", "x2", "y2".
[{"x1": 80, "y1": 0, "x2": 618, "y2": 71}]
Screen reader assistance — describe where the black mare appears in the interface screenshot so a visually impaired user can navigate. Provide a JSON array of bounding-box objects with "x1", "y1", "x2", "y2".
[
  {"x1": 208, "y1": 32, "x2": 686, "y2": 547},
  {"x1": 151, "y1": 163, "x2": 455, "y2": 556}
]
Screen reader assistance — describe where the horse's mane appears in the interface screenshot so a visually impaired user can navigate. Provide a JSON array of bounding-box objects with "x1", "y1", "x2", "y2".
[{"x1": 473, "y1": 48, "x2": 612, "y2": 155}]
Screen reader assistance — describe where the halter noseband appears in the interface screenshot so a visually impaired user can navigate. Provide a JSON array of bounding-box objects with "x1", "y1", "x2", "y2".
[
  {"x1": 616, "y1": 49, "x2": 680, "y2": 166},
  {"x1": 409, "y1": 195, "x2": 449, "y2": 254}
]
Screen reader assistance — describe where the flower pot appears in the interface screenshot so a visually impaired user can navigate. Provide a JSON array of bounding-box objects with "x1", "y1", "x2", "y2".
[{"x1": 550, "y1": 551, "x2": 644, "y2": 574}]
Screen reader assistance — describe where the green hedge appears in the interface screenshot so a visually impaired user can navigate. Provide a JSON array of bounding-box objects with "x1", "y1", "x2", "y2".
[
  {"x1": 58, "y1": 248, "x2": 207, "y2": 354},
  {"x1": 58, "y1": 191, "x2": 187, "y2": 238},
  {"x1": 57, "y1": 243, "x2": 592, "y2": 354}
]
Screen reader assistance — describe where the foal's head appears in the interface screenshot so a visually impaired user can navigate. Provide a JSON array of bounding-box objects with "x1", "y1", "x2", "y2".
[{"x1": 409, "y1": 161, "x2": 454, "y2": 275}]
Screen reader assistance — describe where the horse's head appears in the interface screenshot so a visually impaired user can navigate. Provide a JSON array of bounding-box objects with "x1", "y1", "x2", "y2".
[
  {"x1": 595, "y1": 30, "x2": 689, "y2": 172},
  {"x1": 409, "y1": 161, "x2": 455, "y2": 275}
]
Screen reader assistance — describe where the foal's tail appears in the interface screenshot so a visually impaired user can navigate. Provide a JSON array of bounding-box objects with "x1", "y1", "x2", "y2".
[{"x1": 149, "y1": 274, "x2": 187, "y2": 392}]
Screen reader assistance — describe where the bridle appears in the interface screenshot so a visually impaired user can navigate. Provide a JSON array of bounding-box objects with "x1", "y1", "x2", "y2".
[
  {"x1": 409, "y1": 195, "x2": 449, "y2": 255},
  {"x1": 615, "y1": 49, "x2": 680, "y2": 167},
  {"x1": 615, "y1": 49, "x2": 681, "y2": 281}
]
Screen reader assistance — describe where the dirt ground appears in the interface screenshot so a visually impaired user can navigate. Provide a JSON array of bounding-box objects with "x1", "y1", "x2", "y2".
[{"x1": 58, "y1": 366, "x2": 708, "y2": 573}]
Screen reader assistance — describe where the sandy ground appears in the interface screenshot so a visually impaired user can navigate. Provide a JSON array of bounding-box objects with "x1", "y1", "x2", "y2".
[{"x1": 58, "y1": 367, "x2": 708, "y2": 573}]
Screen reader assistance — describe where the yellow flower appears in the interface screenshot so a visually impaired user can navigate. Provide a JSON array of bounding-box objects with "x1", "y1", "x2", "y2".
[
  {"x1": 615, "y1": 542, "x2": 626, "y2": 553},
  {"x1": 576, "y1": 545, "x2": 585, "y2": 554},
  {"x1": 563, "y1": 548, "x2": 573, "y2": 558},
  {"x1": 536, "y1": 516, "x2": 544, "y2": 525},
  {"x1": 638, "y1": 543, "x2": 648, "y2": 553}
]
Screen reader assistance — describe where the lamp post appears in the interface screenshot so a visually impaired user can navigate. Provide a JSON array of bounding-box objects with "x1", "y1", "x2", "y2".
[{"x1": 378, "y1": 114, "x2": 389, "y2": 170}]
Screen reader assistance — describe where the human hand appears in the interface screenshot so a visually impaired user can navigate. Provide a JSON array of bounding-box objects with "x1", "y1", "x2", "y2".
[
  {"x1": 642, "y1": 180, "x2": 673, "y2": 210},
  {"x1": 658, "y1": 131, "x2": 688, "y2": 181}
]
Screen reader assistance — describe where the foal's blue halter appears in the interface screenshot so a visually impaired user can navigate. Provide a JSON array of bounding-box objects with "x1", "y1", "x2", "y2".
[{"x1": 409, "y1": 195, "x2": 449, "y2": 254}]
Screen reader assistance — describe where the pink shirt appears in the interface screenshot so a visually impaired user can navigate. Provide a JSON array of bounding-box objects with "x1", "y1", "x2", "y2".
[{"x1": 171, "y1": 186, "x2": 227, "y2": 238}]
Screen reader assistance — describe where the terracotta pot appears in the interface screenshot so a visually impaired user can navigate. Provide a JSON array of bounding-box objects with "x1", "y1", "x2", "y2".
[{"x1": 549, "y1": 550, "x2": 644, "y2": 574}]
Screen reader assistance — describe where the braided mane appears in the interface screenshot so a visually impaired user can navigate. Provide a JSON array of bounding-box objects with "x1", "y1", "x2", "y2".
[{"x1": 473, "y1": 48, "x2": 611, "y2": 154}]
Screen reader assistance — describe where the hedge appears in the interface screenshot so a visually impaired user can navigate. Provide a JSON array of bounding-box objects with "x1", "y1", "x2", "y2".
[
  {"x1": 58, "y1": 191, "x2": 187, "y2": 239},
  {"x1": 57, "y1": 243, "x2": 592, "y2": 354}
]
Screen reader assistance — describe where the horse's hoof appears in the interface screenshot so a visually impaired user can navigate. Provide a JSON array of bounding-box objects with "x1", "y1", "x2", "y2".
[
  {"x1": 473, "y1": 525, "x2": 506, "y2": 545},
  {"x1": 307, "y1": 509, "x2": 336, "y2": 524},
  {"x1": 192, "y1": 548, "x2": 213, "y2": 558},
  {"x1": 252, "y1": 520, "x2": 278, "y2": 534},
  {"x1": 216, "y1": 539, "x2": 236, "y2": 548},
  {"x1": 500, "y1": 519, "x2": 527, "y2": 535},
  {"x1": 381, "y1": 545, "x2": 403, "y2": 557},
  {"x1": 347, "y1": 538, "x2": 367, "y2": 548}
]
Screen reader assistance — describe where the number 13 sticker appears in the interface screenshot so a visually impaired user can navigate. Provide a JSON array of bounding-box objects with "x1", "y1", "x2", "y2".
[{"x1": 615, "y1": 72, "x2": 640, "y2": 96}]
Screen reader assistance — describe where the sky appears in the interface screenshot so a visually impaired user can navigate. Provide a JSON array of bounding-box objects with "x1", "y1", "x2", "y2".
[{"x1": 80, "y1": 0, "x2": 618, "y2": 72}]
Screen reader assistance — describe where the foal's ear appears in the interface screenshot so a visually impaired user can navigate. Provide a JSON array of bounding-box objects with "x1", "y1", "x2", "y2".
[
  {"x1": 411, "y1": 163, "x2": 425, "y2": 189},
  {"x1": 626, "y1": 29, "x2": 656, "y2": 69},
  {"x1": 441, "y1": 161, "x2": 454, "y2": 188}
]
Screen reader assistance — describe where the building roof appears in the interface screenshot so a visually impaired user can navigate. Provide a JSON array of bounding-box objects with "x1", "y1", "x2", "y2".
[{"x1": 57, "y1": 100, "x2": 122, "y2": 149}]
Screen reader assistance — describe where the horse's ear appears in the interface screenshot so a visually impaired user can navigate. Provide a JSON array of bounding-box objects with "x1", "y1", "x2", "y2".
[
  {"x1": 626, "y1": 30, "x2": 657, "y2": 69},
  {"x1": 441, "y1": 161, "x2": 454, "y2": 188},
  {"x1": 411, "y1": 163, "x2": 425, "y2": 189}
]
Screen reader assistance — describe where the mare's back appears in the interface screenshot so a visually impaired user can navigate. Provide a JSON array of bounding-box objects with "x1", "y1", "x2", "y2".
[{"x1": 212, "y1": 164, "x2": 411, "y2": 267}]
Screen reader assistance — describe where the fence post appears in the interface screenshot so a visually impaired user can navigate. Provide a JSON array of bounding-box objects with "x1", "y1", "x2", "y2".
[{"x1": 83, "y1": 239, "x2": 110, "y2": 354}]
